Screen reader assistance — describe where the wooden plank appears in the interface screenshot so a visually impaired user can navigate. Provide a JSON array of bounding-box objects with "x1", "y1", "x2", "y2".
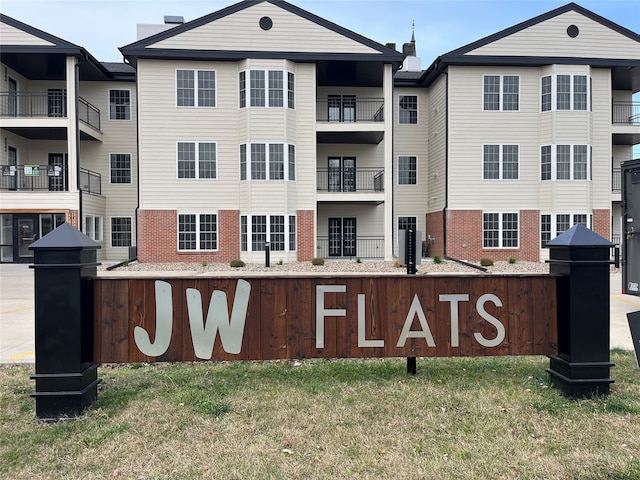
[
  {"x1": 96, "y1": 279, "x2": 129, "y2": 363},
  {"x1": 508, "y1": 276, "x2": 534, "y2": 356},
  {"x1": 532, "y1": 276, "x2": 558, "y2": 355},
  {"x1": 260, "y1": 278, "x2": 288, "y2": 360},
  {"x1": 128, "y1": 279, "x2": 154, "y2": 363},
  {"x1": 288, "y1": 278, "x2": 314, "y2": 359}
]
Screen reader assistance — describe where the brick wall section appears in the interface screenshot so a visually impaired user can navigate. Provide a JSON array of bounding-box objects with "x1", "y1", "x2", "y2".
[
  {"x1": 137, "y1": 209, "x2": 240, "y2": 263},
  {"x1": 297, "y1": 210, "x2": 315, "y2": 261},
  {"x1": 425, "y1": 211, "x2": 444, "y2": 258},
  {"x1": 67, "y1": 210, "x2": 78, "y2": 229},
  {"x1": 592, "y1": 209, "x2": 611, "y2": 241},
  {"x1": 445, "y1": 209, "x2": 540, "y2": 262}
]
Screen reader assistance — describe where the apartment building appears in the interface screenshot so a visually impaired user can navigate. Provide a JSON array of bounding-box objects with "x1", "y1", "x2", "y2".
[{"x1": 1, "y1": 1, "x2": 638, "y2": 264}]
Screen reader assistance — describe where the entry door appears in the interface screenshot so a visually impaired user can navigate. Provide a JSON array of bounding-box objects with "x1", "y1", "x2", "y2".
[
  {"x1": 328, "y1": 217, "x2": 357, "y2": 257},
  {"x1": 48, "y1": 89, "x2": 66, "y2": 117},
  {"x1": 328, "y1": 157, "x2": 356, "y2": 192},
  {"x1": 16, "y1": 215, "x2": 39, "y2": 261},
  {"x1": 8, "y1": 146, "x2": 17, "y2": 191},
  {"x1": 8, "y1": 78, "x2": 17, "y2": 116},
  {"x1": 48, "y1": 153, "x2": 67, "y2": 191}
]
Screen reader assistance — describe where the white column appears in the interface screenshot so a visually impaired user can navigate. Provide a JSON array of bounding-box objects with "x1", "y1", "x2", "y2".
[
  {"x1": 383, "y1": 63, "x2": 394, "y2": 260},
  {"x1": 65, "y1": 55, "x2": 78, "y2": 194}
]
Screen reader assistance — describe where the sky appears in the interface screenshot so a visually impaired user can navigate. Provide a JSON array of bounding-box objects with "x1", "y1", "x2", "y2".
[{"x1": 1, "y1": 0, "x2": 639, "y2": 64}]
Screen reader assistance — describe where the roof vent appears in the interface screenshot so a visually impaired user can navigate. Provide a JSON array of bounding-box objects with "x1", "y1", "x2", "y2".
[{"x1": 164, "y1": 16, "x2": 185, "y2": 25}]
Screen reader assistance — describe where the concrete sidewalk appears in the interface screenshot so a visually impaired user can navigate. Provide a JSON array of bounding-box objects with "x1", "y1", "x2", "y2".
[{"x1": 1, "y1": 264, "x2": 638, "y2": 364}]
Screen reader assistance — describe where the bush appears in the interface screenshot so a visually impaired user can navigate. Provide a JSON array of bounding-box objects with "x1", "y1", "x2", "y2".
[
  {"x1": 480, "y1": 258, "x2": 494, "y2": 267},
  {"x1": 508, "y1": 256, "x2": 517, "y2": 264},
  {"x1": 311, "y1": 257, "x2": 325, "y2": 266},
  {"x1": 230, "y1": 259, "x2": 245, "y2": 268},
  {"x1": 356, "y1": 257, "x2": 362, "y2": 264},
  {"x1": 277, "y1": 259, "x2": 283, "y2": 266},
  {"x1": 201, "y1": 260, "x2": 208, "y2": 267},
  {"x1": 432, "y1": 255, "x2": 442, "y2": 264}
]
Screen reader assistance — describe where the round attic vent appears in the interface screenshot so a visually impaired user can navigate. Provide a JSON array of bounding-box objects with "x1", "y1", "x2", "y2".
[
  {"x1": 259, "y1": 16, "x2": 273, "y2": 31},
  {"x1": 567, "y1": 25, "x2": 579, "y2": 38}
]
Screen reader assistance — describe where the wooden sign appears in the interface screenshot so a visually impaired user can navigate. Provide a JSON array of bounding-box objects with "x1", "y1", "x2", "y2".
[{"x1": 94, "y1": 275, "x2": 558, "y2": 363}]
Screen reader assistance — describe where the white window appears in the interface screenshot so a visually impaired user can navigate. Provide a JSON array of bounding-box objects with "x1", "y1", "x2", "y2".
[
  {"x1": 483, "y1": 75, "x2": 519, "y2": 111},
  {"x1": 398, "y1": 156, "x2": 417, "y2": 185},
  {"x1": 177, "y1": 69, "x2": 216, "y2": 107},
  {"x1": 483, "y1": 144, "x2": 519, "y2": 180},
  {"x1": 541, "y1": 74, "x2": 590, "y2": 112},
  {"x1": 240, "y1": 215, "x2": 296, "y2": 252},
  {"x1": 240, "y1": 70, "x2": 294, "y2": 109},
  {"x1": 483, "y1": 212, "x2": 519, "y2": 248},
  {"x1": 540, "y1": 144, "x2": 590, "y2": 181},
  {"x1": 177, "y1": 142, "x2": 216, "y2": 179},
  {"x1": 110, "y1": 153, "x2": 131, "y2": 184},
  {"x1": 178, "y1": 213, "x2": 217, "y2": 251},
  {"x1": 109, "y1": 90, "x2": 130, "y2": 120},
  {"x1": 541, "y1": 213, "x2": 591, "y2": 247},
  {"x1": 111, "y1": 217, "x2": 132, "y2": 247},
  {"x1": 398, "y1": 216, "x2": 417, "y2": 231},
  {"x1": 399, "y1": 95, "x2": 418, "y2": 124},
  {"x1": 84, "y1": 215, "x2": 102, "y2": 242},
  {"x1": 240, "y1": 143, "x2": 295, "y2": 181}
]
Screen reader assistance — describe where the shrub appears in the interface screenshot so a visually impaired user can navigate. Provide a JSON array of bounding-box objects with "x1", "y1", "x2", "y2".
[
  {"x1": 311, "y1": 257, "x2": 325, "y2": 266},
  {"x1": 508, "y1": 256, "x2": 517, "y2": 264},
  {"x1": 230, "y1": 259, "x2": 245, "y2": 268},
  {"x1": 480, "y1": 258, "x2": 494, "y2": 267},
  {"x1": 393, "y1": 259, "x2": 401, "y2": 268},
  {"x1": 201, "y1": 260, "x2": 208, "y2": 267},
  {"x1": 432, "y1": 255, "x2": 442, "y2": 264},
  {"x1": 356, "y1": 257, "x2": 362, "y2": 264},
  {"x1": 277, "y1": 259, "x2": 283, "y2": 266}
]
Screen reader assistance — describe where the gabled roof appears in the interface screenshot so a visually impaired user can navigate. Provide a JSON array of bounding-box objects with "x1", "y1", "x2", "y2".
[
  {"x1": 416, "y1": 2, "x2": 640, "y2": 89},
  {"x1": 0, "y1": 13, "x2": 82, "y2": 55},
  {"x1": 120, "y1": 0, "x2": 402, "y2": 66}
]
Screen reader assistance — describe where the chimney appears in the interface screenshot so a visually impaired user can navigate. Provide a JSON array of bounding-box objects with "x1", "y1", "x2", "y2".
[
  {"x1": 164, "y1": 16, "x2": 185, "y2": 25},
  {"x1": 385, "y1": 42, "x2": 397, "y2": 51}
]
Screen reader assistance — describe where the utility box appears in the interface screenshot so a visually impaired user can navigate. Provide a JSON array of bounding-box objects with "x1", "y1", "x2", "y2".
[{"x1": 622, "y1": 159, "x2": 640, "y2": 296}]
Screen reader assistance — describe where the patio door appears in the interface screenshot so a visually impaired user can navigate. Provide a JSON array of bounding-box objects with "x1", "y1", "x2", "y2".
[
  {"x1": 328, "y1": 217, "x2": 356, "y2": 257},
  {"x1": 328, "y1": 157, "x2": 356, "y2": 192},
  {"x1": 48, "y1": 153, "x2": 67, "y2": 191},
  {"x1": 328, "y1": 95, "x2": 356, "y2": 122},
  {"x1": 8, "y1": 146, "x2": 17, "y2": 191},
  {"x1": 16, "y1": 215, "x2": 39, "y2": 261},
  {"x1": 8, "y1": 78, "x2": 17, "y2": 117},
  {"x1": 48, "y1": 89, "x2": 66, "y2": 117}
]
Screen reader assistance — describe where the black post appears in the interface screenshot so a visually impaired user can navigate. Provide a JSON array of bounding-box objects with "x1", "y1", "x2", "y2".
[
  {"x1": 265, "y1": 241, "x2": 270, "y2": 268},
  {"x1": 29, "y1": 223, "x2": 101, "y2": 421},
  {"x1": 546, "y1": 224, "x2": 614, "y2": 399},
  {"x1": 406, "y1": 228, "x2": 417, "y2": 373}
]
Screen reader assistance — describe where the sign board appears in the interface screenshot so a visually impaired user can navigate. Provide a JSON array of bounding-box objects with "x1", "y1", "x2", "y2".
[
  {"x1": 46, "y1": 165, "x2": 61, "y2": 177},
  {"x1": 94, "y1": 275, "x2": 558, "y2": 363},
  {"x1": 628, "y1": 311, "x2": 640, "y2": 367},
  {"x1": 24, "y1": 165, "x2": 40, "y2": 176},
  {"x1": 2, "y1": 165, "x2": 16, "y2": 176}
]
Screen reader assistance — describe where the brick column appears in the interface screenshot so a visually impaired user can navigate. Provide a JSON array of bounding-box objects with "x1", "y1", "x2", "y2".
[{"x1": 297, "y1": 210, "x2": 315, "y2": 261}]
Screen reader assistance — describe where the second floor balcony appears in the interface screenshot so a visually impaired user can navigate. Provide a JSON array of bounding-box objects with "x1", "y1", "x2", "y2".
[
  {"x1": 0, "y1": 164, "x2": 101, "y2": 195},
  {"x1": 612, "y1": 102, "x2": 640, "y2": 125},
  {"x1": 0, "y1": 91, "x2": 101, "y2": 131},
  {"x1": 316, "y1": 97, "x2": 384, "y2": 123},
  {"x1": 317, "y1": 168, "x2": 384, "y2": 193}
]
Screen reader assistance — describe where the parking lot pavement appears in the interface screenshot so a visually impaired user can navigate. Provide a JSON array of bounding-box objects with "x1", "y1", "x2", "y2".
[{"x1": 1, "y1": 265, "x2": 638, "y2": 364}]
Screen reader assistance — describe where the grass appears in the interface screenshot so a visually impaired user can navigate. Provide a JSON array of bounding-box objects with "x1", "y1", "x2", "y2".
[{"x1": 1, "y1": 352, "x2": 639, "y2": 479}]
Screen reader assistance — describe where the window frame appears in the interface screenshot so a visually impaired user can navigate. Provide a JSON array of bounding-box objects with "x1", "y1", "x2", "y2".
[
  {"x1": 110, "y1": 216, "x2": 132, "y2": 248},
  {"x1": 109, "y1": 153, "x2": 132, "y2": 184},
  {"x1": 176, "y1": 69, "x2": 216, "y2": 107},
  {"x1": 177, "y1": 213, "x2": 218, "y2": 251},
  {"x1": 398, "y1": 216, "x2": 418, "y2": 232},
  {"x1": 176, "y1": 141, "x2": 217, "y2": 180},
  {"x1": 240, "y1": 69, "x2": 294, "y2": 109},
  {"x1": 398, "y1": 95, "x2": 418, "y2": 124},
  {"x1": 482, "y1": 144, "x2": 519, "y2": 180},
  {"x1": 240, "y1": 143, "x2": 295, "y2": 181},
  {"x1": 108, "y1": 89, "x2": 131, "y2": 121},
  {"x1": 84, "y1": 215, "x2": 103, "y2": 242},
  {"x1": 540, "y1": 74, "x2": 591, "y2": 112},
  {"x1": 540, "y1": 213, "x2": 592, "y2": 247},
  {"x1": 540, "y1": 144, "x2": 591, "y2": 181},
  {"x1": 482, "y1": 75, "x2": 520, "y2": 112},
  {"x1": 398, "y1": 155, "x2": 417, "y2": 185},
  {"x1": 483, "y1": 212, "x2": 519, "y2": 249},
  {"x1": 240, "y1": 214, "x2": 297, "y2": 252}
]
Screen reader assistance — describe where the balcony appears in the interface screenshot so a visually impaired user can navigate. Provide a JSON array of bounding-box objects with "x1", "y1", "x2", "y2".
[
  {"x1": 612, "y1": 102, "x2": 640, "y2": 125},
  {"x1": 317, "y1": 168, "x2": 384, "y2": 193},
  {"x1": 316, "y1": 236, "x2": 384, "y2": 259},
  {"x1": 0, "y1": 91, "x2": 101, "y2": 130},
  {"x1": 612, "y1": 168, "x2": 621, "y2": 193},
  {"x1": 316, "y1": 97, "x2": 385, "y2": 144},
  {"x1": 0, "y1": 164, "x2": 101, "y2": 195}
]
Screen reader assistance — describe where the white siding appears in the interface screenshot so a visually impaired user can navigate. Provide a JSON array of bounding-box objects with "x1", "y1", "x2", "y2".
[{"x1": 0, "y1": 22, "x2": 54, "y2": 46}]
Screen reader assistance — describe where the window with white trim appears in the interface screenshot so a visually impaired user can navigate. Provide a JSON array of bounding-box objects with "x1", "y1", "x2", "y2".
[
  {"x1": 541, "y1": 213, "x2": 591, "y2": 247},
  {"x1": 111, "y1": 217, "x2": 132, "y2": 247},
  {"x1": 84, "y1": 215, "x2": 102, "y2": 242},
  {"x1": 110, "y1": 153, "x2": 131, "y2": 184},
  {"x1": 398, "y1": 156, "x2": 417, "y2": 185},
  {"x1": 540, "y1": 144, "x2": 590, "y2": 181},
  {"x1": 399, "y1": 95, "x2": 418, "y2": 124},
  {"x1": 483, "y1": 144, "x2": 519, "y2": 180},
  {"x1": 240, "y1": 215, "x2": 297, "y2": 252},
  {"x1": 177, "y1": 142, "x2": 216, "y2": 179},
  {"x1": 178, "y1": 213, "x2": 217, "y2": 251},
  {"x1": 483, "y1": 75, "x2": 519, "y2": 111},
  {"x1": 240, "y1": 70, "x2": 294, "y2": 109},
  {"x1": 176, "y1": 69, "x2": 216, "y2": 107},
  {"x1": 483, "y1": 212, "x2": 519, "y2": 248},
  {"x1": 541, "y1": 74, "x2": 590, "y2": 111},
  {"x1": 398, "y1": 216, "x2": 417, "y2": 231},
  {"x1": 240, "y1": 143, "x2": 295, "y2": 181},
  {"x1": 109, "y1": 90, "x2": 130, "y2": 120}
]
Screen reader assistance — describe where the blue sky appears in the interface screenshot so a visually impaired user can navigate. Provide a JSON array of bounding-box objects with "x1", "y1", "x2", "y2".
[{"x1": 2, "y1": 0, "x2": 639, "y2": 64}]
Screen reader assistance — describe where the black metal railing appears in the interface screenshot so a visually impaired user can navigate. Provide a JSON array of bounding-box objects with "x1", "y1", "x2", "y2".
[
  {"x1": 317, "y1": 168, "x2": 384, "y2": 192},
  {"x1": 612, "y1": 102, "x2": 640, "y2": 125},
  {"x1": 0, "y1": 91, "x2": 101, "y2": 130},
  {"x1": 316, "y1": 237, "x2": 384, "y2": 259},
  {"x1": 0, "y1": 164, "x2": 101, "y2": 195},
  {"x1": 612, "y1": 168, "x2": 621, "y2": 192},
  {"x1": 316, "y1": 98, "x2": 384, "y2": 122}
]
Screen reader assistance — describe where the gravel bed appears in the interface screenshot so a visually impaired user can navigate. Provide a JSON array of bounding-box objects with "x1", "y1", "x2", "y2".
[{"x1": 101, "y1": 258, "x2": 559, "y2": 275}]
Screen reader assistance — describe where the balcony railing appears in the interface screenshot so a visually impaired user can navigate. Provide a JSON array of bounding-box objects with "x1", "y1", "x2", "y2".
[
  {"x1": 0, "y1": 91, "x2": 101, "y2": 130},
  {"x1": 612, "y1": 102, "x2": 640, "y2": 125},
  {"x1": 612, "y1": 168, "x2": 621, "y2": 192},
  {"x1": 0, "y1": 164, "x2": 101, "y2": 195},
  {"x1": 316, "y1": 98, "x2": 384, "y2": 122},
  {"x1": 316, "y1": 237, "x2": 384, "y2": 259},
  {"x1": 317, "y1": 168, "x2": 384, "y2": 192}
]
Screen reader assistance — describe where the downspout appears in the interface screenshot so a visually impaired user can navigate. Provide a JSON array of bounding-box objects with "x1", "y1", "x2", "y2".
[
  {"x1": 441, "y1": 66, "x2": 448, "y2": 257},
  {"x1": 75, "y1": 59, "x2": 82, "y2": 232},
  {"x1": 132, "y1": 57, "x2": 140, "y2": 260}
]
